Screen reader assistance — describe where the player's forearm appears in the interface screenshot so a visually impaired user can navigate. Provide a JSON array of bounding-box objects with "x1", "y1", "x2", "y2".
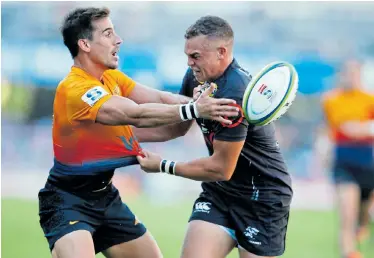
[
  {"x1": 133, "y1": 103, "x2": 192, "y2": 128},
  {"x1": 97, "y1": 96, "x2": 198, "y2": 128},
  {"x1": 173, "y1": 157, "x2": 230, "y2": 182},
  {"x1": 132, "y1": 121, "x2": 193, "y2": 142},
  {"x1": 131, "y1": 93, "x2": 194, "y2": 141},
  {"x1": 159, "y1": 91, "x2": 191, "y2": 105}
]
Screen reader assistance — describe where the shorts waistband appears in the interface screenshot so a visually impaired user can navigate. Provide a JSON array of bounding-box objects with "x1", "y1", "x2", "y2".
[{"x1": 46, "y1": 169, "x2": 115, "y2": 193}]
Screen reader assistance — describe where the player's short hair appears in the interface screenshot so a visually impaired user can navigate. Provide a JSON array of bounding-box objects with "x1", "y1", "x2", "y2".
[
  {"x1": 184, "y1": 16, "x2": 234, "y2": 41},
  {"x1": 61, "y1": 7, "x2": 110, "y2": 58}
]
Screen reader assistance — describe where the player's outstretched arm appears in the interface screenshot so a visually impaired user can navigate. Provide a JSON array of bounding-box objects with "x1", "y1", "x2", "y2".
[
  {"x1": 131, "y1": 83, "x2": 212, "y2": 142},
  {"x1": 137, "y1": 139, "x2": 245, "y2": 181},
  {"x1": 127, "y1": 82, "x2": 192, "y2": 105},
  {"x1": 97, "y1": 85, "x2": 239, "y2": 128},
  {"x1": 128, "y1": 82, "x2": 195, "y2": 141}
]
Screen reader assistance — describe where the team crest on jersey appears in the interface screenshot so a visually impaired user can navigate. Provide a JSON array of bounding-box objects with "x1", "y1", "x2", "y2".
[
  {"x1": 209, "y1": 83, "x2": 218, "y2": 96},
  {"x1": 200, "y1": 82, "x2": 218, "y2": 97},
  {"x1": 113, "y1": 85, "x2": 121, "y2": 96}
]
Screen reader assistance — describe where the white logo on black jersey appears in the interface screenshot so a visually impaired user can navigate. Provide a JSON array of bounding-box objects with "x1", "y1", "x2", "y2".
[{"x1": 194, "y1": 202, "x2": 211, "y2": 213}]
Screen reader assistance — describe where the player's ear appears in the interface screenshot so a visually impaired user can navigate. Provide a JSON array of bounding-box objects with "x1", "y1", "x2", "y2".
[
  {"x1": 78, "y1": 39, "x2": 91, "y2": 53},
  {"x1": 217, "y1": 47, "x2": 226, "y2": 59}
]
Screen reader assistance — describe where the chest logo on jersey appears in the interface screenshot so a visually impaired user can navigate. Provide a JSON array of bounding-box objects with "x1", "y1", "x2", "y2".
[
  {"x1": 199, "y1": 82, "x2": 218, "y2": 97},
  {"x1": 113, "y1": 85, "x2": 121, "y2": 96}
]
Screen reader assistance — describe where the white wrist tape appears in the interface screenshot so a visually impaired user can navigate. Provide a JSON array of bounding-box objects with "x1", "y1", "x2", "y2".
[
  {"x1": 179, "y1": 102, "x2": 199, "y2": 121},
  {"x1": 160, "y1": 159, "x2": 176, "y2": 175}
]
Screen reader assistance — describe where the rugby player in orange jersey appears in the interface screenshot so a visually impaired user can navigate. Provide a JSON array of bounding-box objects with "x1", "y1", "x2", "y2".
[
  {"x1": 38, "y1": 7, "x2": 239, "y2": 258},
  {"x1": 322, "y1": 60, "x2": 374, "y2": 258}
]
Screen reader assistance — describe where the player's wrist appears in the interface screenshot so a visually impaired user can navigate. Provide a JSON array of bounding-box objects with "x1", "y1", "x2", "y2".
[
  {"x1": 159, "y1": 159, "x2": 177, "y2": 175},
  {"x1": 179, "y1": 102, "x2": 199, "y2": 121}
]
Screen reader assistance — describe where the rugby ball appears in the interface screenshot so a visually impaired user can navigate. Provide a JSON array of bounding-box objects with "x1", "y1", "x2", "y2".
[{"x1": 242, "y1": 61, "x2": 298, "y2": 125}]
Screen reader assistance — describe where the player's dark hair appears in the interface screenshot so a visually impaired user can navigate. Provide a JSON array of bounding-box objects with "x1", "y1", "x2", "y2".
[
  {"x1": 61, "y1": 7, "x2": 110, "y2": 58},
  {"x1": 184, "y1": 15, "x2": 234, "y2": 41}
]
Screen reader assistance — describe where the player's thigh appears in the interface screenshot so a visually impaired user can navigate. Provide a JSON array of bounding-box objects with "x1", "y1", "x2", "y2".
[
  {"x1": 238, "y1": 247, "x2": 275, "y2": 258},
  {"x1": 94, "y1": 189, "x2": 161, "y2": 257},
  {"x1": 230, "y1": 195, "x2": 291, "y2": 257},
  {"x1": 102, "y1": 230, "x2": 162, "y2": 258},
  {"x1": 181, "y1": 220, "x2": 236, "y2": 258},
  {"x1": 182, "y1": 193, "x2": 236, "y2": 258},
  {"x1": 52, "y1": 230, "x2": 95, "y2": 258},
  {"x1": 39, "y1": 185, "x2": 99, "y2": 255}
]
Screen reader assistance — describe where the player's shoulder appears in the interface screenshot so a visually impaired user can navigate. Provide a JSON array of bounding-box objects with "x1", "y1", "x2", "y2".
[
  {"x1": 225, "y1": 59, "x2": 252, "y2": 89},
  {"x1": 216, "y1": 59, "x2": 251, "y2": 98},
  {"x1": 357, "y1": 89, "x2": 374, "y2": 100},
  {"x1": 57, "y1": 72, "x2": 99, "y2": 96},
  {"x1": 103, "y1": 68, "x2": 123, "y2": 79},
  {"x1": 103, "y1": 69, "x2": 134, "y2": 85}
]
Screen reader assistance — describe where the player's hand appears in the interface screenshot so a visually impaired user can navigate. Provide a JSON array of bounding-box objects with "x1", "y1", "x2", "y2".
[
  {"x1": 193, "y1": 84, "x2": 204, "y2": 101},
  {"x1": 136, "y1": 150, "x2": 162, "y2": 173},
  {"x1": 192, "y1": 82, "x2": 214, "y2": 101},
  {"x1": 194, "y1": 84, "x2": 239, "y2": 125}
]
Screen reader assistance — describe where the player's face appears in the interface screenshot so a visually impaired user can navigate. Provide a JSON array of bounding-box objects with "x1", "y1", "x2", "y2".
[
  {"x1": 88, "y1": 17, "x2": 122, "y2": 69},
  {"x1": 184, "y1": 35, "x2": 222, "y2": 82}
]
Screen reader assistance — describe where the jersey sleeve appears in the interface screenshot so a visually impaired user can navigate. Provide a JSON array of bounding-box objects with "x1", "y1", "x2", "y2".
[
  {"x1": 66, "y1": 82, "x2": 112, "y2": 123},
  {"x1": 111, "y1": 69, "x2": 137, "y2": 97},
  {"x1": 214, "y1": 74, "x2": 251, "y2": 142},
  {"x1": 214, "y1": 95, "x2": 249, "y2": 142},
  {"x1": 214, "y1": 73, "x2": 252, "y2": 142}
]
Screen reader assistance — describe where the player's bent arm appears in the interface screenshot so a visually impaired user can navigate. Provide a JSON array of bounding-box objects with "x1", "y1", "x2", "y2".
[
  {"x1": 132, "y1": 121, "x2": 194, "y2": 142},
  {"x1": 174, "y1": 139, "x2": 245, "y2": 181}
]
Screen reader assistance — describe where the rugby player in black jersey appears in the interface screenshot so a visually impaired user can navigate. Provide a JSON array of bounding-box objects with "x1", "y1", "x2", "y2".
[{"x1": 135, "y1": 15, "x2": 293, "y2": 258}]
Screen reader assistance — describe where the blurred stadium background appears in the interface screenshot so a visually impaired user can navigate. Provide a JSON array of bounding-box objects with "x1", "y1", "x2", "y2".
[{"x1": 2, "y1": 1, "x2": 374, "y2": 258}]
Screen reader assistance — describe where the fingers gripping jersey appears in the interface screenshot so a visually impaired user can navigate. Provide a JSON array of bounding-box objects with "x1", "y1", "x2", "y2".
[{"x1": 52, "y1": 67, "x2": 141, "y2": 175}]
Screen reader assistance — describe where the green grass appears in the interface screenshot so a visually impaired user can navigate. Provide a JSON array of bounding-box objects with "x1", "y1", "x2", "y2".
[{"x1": 2, "y1": 198, "x2": 373, "y2": 258}]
